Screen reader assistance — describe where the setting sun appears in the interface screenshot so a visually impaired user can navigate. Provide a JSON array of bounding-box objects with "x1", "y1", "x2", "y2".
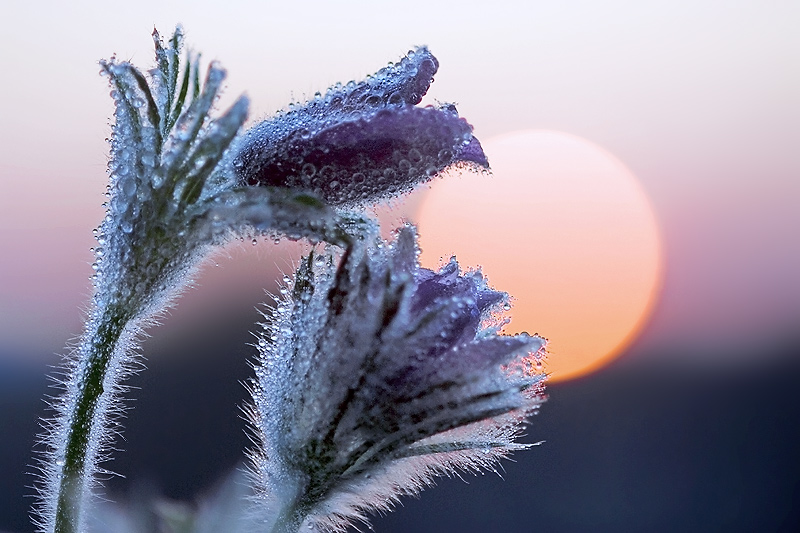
[{"x1": 415, "y1": 130, "x2": 663, "y2": 382}]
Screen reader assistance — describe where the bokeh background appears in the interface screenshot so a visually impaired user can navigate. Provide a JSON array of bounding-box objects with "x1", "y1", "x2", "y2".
[{"x1": 1, "y1": 1, "x2": 798, "y2": 531}]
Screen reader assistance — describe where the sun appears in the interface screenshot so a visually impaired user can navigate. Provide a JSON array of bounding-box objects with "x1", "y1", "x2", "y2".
[{"x1": 413, "y1": 130, "x2": 663, "y2": 382}]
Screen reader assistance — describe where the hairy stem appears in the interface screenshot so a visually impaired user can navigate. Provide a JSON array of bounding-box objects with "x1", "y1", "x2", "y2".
[
  {"x1": 54, "y1": 303, "x2": 130, "y2": 533},
  {"x1": 270, "y1": 503, "x2": 308, "y2": 533}
]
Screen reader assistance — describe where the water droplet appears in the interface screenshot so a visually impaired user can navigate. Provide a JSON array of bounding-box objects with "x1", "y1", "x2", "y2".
[
  {"x1": 120, "y1": 176, "x2": 136, "y2": 197},
  {"x1": 301, "y1": 163, "x2": 316, "y2": 177}
]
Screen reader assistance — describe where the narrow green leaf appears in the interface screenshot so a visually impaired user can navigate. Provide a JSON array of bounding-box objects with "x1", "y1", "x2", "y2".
[
  {"x1": 168, "y1": 54, "x2": 193, "y2": 133},
  {"x1": 152, "y1": 28, "x2": 170, "y2": 92},
  {"x1": 174, "y1": 62, "x2": 226, "y2": 168},
  {"x1": 178, "y1": 95, "x2": 249, "y2": 206},
  {"x1": 192, "y1": 53, "x2": 201, "y2": 102},
  {"x1": 127, "y1": 66, "x2": 163, "y2": 151},
  {"x1": 165, "y1": 27, "x2": 183, "y2": 131},
  {"x1": 100, "y1": 61, "x2": 143, "y2": 150}
]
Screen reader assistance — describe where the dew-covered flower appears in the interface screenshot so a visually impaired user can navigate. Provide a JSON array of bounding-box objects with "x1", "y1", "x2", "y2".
[
  {"x1": 36, "y1": 27, "x2": 496, "y2": 533},
  {"x1": 232, "y1": 47, "x2": 489, "y2": 208},
  {"x1": 247, "y1": 226, "x2": 546, "y2": 533}
]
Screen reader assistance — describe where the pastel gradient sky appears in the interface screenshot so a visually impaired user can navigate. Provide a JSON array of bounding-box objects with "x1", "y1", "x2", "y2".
[{"x1": 1, "y1": 0, "x2": 797, "y2": 371}]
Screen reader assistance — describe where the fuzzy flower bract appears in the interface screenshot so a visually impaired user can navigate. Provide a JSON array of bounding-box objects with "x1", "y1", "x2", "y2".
[{"x1": 247, "y1": 226, "x2": 546, "y2": 533}]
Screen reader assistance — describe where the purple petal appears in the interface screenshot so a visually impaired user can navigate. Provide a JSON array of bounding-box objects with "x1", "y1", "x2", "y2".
[
  {"x1": 412, "y1": 261, "x2": 505, "y2": 317},
  {"x1": 389, "y1": 336, "x2": 536, "y2": 397},
  {"x1": 235, "y1": 105, "x2": 478, "y2": 207},
  {"x1": 457, "y1": 136, "x2": 489, "y2": 168},
  {"x1": 232, "y1": 48, "x2": 487, "y2": 207},
  {"x1": 235, "y1": 47, "x2": 438, "y2": 157}
]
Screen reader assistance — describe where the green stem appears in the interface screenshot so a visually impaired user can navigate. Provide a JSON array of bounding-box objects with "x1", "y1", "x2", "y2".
[{"x1": 53, "y1": 304, "x2": 130, "y2": 533}]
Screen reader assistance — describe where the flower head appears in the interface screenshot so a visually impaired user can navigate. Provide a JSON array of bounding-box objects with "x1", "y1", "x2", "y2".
[
  {"x1": 232, "y1": 47, "x2": 489, "y2": 208},
  {"x1": 247, "y1": 226, "x2": 546, "y2": 532}
]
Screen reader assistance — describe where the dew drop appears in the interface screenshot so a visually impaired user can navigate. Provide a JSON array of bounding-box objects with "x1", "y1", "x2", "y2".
[
  {"x1": 120, "y1": 176, "x2": 136, "y2": 197},
  {"x1": 301, "y1": 163, "x2": 317, "y2": 177}
]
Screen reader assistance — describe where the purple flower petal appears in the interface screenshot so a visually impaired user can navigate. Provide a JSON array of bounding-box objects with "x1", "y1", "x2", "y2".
[
  {"x1": 457, "y1": 136, "x2": 489, "y2": 168},
  {"x1": 412, "y1": 260, "x2": 505, "y2": 318},
  {"x1": 232, "y1": 48, "x2": 488, "y2": 208}
]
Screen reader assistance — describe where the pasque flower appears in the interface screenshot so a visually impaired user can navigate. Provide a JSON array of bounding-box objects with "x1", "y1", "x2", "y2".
[
  {"x1": 232, "y1": 46, "x2": 489, "y2": 207},
  {"x1": 35, "y1": 27, "x2": 499, "y2": 533},
  {"x1": 247, "y1": 226, "x2": 546, "y2": 533}
]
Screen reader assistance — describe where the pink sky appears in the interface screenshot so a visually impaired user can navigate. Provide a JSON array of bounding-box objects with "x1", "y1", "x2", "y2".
[{"x1": 1, "y1": 1, "x2": 797, "y2": 368}]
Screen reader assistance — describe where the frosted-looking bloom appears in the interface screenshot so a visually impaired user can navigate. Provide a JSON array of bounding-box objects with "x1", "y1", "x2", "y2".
[
  {"x1": 35, "y1": 26, "x2": 494, "y2": 533},
  {"x1": 232, "y1": 47, "x2": 489, "y2": 208},
  {"x1": 247, "y1": 226, "x2": 546, "y2": 533}
]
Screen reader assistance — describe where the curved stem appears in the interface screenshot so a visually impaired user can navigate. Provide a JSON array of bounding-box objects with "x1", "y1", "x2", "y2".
[{"x1": 53, "y1": 304, "x2": 129, "y2": 533}]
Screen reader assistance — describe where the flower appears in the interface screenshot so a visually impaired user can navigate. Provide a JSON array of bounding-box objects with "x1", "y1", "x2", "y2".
[
  {"x1": 246, "y1": 226, "x2": 546, "y2": 533},
  {"x1": 36, "y1": 27, "x2": 498, "y2": 533},
  {"x1": 232, "y1": 47, "x2": 489, "y2": 208}
]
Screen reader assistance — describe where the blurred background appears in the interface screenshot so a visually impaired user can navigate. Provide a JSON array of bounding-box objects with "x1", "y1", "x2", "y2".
[{"x1": 1, "y1": 1, "x2": 798, "y2": 531}]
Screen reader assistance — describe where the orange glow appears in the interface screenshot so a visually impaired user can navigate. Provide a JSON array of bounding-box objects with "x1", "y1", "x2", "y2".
[{"x1": 415, "y1": 130, "x2": 663, "y2": 382}]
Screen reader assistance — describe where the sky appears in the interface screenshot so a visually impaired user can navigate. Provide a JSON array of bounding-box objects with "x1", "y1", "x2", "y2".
[
  {"x1": 0, "y1": 1, "x2": 798, "y2": 531},
  {"x1": 1, "y1": 0, "x2": 797, "y2": 368}
]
